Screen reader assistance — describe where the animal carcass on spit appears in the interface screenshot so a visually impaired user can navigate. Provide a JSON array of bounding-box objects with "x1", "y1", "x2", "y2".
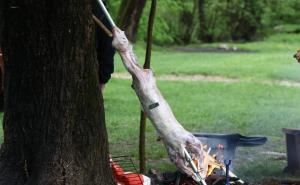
[{"x1": 112, "y1": 27, "x2": 207, "y2": 180}]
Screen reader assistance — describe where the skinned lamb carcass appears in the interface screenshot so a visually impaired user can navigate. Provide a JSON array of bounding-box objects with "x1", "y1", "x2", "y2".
[{"x1": 112, "y1": 27, "x2": 207, "y2": 179}]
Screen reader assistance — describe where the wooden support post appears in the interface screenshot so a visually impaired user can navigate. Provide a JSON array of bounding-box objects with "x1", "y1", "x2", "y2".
[
  {"x1": 92, "y1": 14, "x2": 113, "y2": 37},
  {"x1": 139, "y1": 0, "x2": 156, "y2": 173}
]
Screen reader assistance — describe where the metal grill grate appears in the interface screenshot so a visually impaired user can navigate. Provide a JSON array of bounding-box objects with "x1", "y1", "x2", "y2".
[{"x1": 111, "y1": 155, "x2": 144, "y2": 185}]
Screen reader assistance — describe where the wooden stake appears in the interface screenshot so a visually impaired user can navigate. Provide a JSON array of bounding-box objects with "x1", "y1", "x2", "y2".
[
  {"x1": 92, "y1": 14, "x2": 113, "y2": 37},
  {"x1": 139, "y1": 0, "x2": 156, "y2": 173}
]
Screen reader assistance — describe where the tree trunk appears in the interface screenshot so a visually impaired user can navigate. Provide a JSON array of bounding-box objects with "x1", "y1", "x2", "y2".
[
  {"x1": 179, "y1": 0, "x2": 198, "y2": 44},
  {"x1": 0, "y1": 0, "x2": 4, "y2": 44},
  {"x1": 0, "y1": 0, "x2": 115, "y2": 185},
  {"x1": 198, "y1": 0, "x2": 212, "y2": 42},
  {"x1": 117, "y1": 0, "x2": 147, "y2": 42}
]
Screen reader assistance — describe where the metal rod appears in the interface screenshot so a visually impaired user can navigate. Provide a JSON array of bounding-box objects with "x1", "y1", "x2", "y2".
[
  {"x1": 96, "y1": 0, "x2": 116, "y2": 28},
  {"x1": 183, "y1": 148, "x2": 207, "y2": 185}
]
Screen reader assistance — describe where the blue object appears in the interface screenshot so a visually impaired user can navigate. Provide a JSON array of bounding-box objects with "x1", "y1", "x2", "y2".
[{"x1": 224, "y1": 160, "x2": 231, "y2": 185}]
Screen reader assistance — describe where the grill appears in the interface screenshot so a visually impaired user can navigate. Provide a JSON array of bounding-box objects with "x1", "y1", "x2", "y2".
[{"x1": 193, "y1": 133, "x2": 267, "y2": 160}]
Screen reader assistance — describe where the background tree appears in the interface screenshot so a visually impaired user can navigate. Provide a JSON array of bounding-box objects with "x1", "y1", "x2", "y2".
[
  {"x1": 0, "y1": 0, "x2": 115, "y2": 184},
  {"x1": 0, "y1": 0, "x2": 4, "y2": 44},
  {"x1": 0, "y1": 0, "x2": 4, "y2": 111},
  {"x1": 116, "y1": 0, "x2": 147, "y2": 42},
  {"x1": 263, "y1": 0, "x2": 300, "y2": 33},
  {"x1": 198, "y1": 0, "x2": 211, "y2": 42},
  {"x1": 225, "y1": 0, "x2": 264, "y2": 41},
  {"x1": 107, "y1": 0, "x2": 299, "y2": 45},
  {"x1": 177, "y1": 0, "x2": 198, "y2": 44}
]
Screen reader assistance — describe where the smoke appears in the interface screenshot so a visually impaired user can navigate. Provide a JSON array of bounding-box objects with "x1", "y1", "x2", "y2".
[{"x1": 195, "y1": 134, "x2": 237, "y2": 161}]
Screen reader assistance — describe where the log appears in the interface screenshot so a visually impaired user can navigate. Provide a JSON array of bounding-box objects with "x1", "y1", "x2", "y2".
[{"x1": 112, "y1": 27, "x2": 206, "y2": 178}]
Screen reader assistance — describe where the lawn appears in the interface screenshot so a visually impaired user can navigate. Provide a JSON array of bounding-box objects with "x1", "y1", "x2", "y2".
[
  {"x1": 105, "y1": 33, "x2": 300, "y2": 182},
  {"x1": 0, "y1": 33, "x2": 299, "y2": 182},
  {"x1": 114, "y1": 33, "x2": 300, "y2": 82}
]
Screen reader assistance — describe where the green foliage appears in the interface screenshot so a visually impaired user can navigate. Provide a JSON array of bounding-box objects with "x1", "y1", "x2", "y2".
[
  {"x1": 225, "y1": 0, "x2": 265, "y2": 41},
  {"x1": 106, "y1": 0, "x2": 121, "y2": 20},
  {"x1": 137, "y1": 0, "x2": 189, "y2": 45},
  {"x1": 197, "y1": 0, "x2": 229, "y2": 42},
  {"x1": 263, "y1": 0, "x2": 300, "y2": 27},
  {"x1": 195, "y1": 0, "x2": 265, "y2": 42},
  {"x1": 107, "y1": 0, "x2": 299, "y2": 44}
]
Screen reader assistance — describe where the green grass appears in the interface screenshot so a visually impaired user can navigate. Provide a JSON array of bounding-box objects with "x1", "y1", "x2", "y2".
[
  {"x1": 1, "y1": 33, "x2": 300, "y2": 182},
  {"x1": 104, "y1": 79, "x2": 300, "y2": 181},
  {"x1": 106, "y1": 33, "x2": 300, "y2": 182},
  {"x1": 107, "y1": 79, "x2": 300, "y2": 137},
  {"x1": 274, "y1": 24, "x2": 300, "y2": 34},
  {"x1": 114, "y1": 33, "x2": 300, "y2": 82}
]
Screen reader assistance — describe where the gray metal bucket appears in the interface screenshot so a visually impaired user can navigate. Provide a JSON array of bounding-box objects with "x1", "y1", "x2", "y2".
[{"x1": 193, "y1": 133, "x2": 267, "y2": 160}]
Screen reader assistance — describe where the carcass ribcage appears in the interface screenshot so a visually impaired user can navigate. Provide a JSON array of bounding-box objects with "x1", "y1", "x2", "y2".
[{"x1": 112, "y1": 27, "x2": 206, "y2": 178}]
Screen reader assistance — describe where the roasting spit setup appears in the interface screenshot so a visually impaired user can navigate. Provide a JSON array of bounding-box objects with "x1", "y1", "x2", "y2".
[{"x1": 95, "y1": 1, "x2": 269, "y2": 184}]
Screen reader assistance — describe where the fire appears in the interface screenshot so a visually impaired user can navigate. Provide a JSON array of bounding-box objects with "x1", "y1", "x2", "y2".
[
  {"x1": 185, "y1": 143, "x2": 245, "y2": 184},
  {"x1": 202, "y1": 145, "x2": 224, "y2": 177},
  {"x1": 189, "y1": 144, "x2": 225, "y2": 178}
]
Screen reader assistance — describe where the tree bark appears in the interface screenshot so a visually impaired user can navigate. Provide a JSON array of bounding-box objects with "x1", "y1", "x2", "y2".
[
  {"x1": 116, "y1": 0, "x2": 147, "y2": 42},
  {"x1": 0, "y1": 0, "x2": 115, "y2": 185},
  {"x1": 0, "y1": 0, "x2": 4, "y2": 44},
  {"x1": 198, "y1": 0, "x2": 213, "y2": 42},
  {"x1": 179, "y1": 0, "x2": 198, "y2": 44}
]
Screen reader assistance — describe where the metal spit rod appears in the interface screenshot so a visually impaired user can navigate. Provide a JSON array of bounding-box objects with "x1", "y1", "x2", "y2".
[
  {"x1": 183, "y1": 148, "x2": 207, "y2": 185},
  {"x1": 96, "y1": 0, "x2": 116, "y2": 28}
]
